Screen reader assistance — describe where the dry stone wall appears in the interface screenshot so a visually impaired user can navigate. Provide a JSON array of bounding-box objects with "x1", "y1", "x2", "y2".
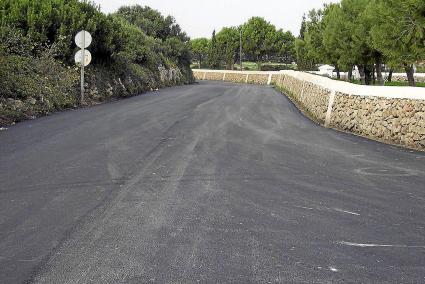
[
  {"x1": 205, "y1": 72, "x2": 224, "y2": 81},
  {"x1": 225, "y1": 73, "x2": 247, "y2": 83},
  {"x1": 193, "y1": 69, "x2": 425, "y2": 150},
  {"x1": 247, "y1": 74, "x2": 269, "y2": 85},
  {"x1": 392, "y1": 74, "x2": 425, "y2": 83},
  {"x1": 331, "y1": 95, "x2": 425, "y2": 148}
]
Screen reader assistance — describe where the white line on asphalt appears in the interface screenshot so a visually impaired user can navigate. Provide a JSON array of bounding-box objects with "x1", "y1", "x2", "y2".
[
  {"x1": 294, "y1": 205, "x2": 360, "y2": 216},
  {"x1": 332, "y1": 208, "x2": 361, "y2": 216},
  {"x1": 294, "y1": 206, "x2": 314, "y2": 210},
  {"x1": 338, "y1": 241, "x2": 425, "y2": 249}
]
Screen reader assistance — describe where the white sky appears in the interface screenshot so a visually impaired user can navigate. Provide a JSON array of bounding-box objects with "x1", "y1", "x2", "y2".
[{"x1": 93, "y1": 0, "x2": 335, "y2": 38}]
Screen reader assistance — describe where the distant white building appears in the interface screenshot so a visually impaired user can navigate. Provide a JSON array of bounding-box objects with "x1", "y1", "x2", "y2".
[{"x1": 318, "y1": 65, "x2": 335, "y2": 77}]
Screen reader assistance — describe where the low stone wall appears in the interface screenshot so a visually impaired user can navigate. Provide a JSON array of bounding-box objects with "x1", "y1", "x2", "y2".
[
  {"x1": 193, "y1": 69, "x2": 425, "y2": 150},
  {"x1": 392, "y1": 74, "x2": 425, "y2": 83},
  {"x1": 193, "y1": 70, "x2": 278, "y2": 85},
  {"x1": 331, "y1": 95, "x2": 425, "y2": 147}
]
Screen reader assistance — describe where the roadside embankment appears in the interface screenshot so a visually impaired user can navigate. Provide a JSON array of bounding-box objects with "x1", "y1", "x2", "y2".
[
  {"x1": 193, "y1": 69, "x2": 425, "y2": 150},
  {"x1": 0, "y1": 55, "x2": 193, "y2": 127}
]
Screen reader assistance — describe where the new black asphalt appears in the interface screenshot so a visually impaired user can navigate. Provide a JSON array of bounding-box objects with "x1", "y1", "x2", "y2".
[{"x1": 1, "y1": 81, "x2": 424, "y2": 283}]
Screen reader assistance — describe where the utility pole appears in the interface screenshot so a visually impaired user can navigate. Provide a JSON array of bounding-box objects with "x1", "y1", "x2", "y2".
[{"x1": 240, "y1": 29, "x2": 243, "y2": 72}]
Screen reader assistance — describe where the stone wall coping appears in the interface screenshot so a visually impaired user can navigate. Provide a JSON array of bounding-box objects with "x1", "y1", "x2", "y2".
[
  {"x1": 281, "y1": 70, "x2": 425, "y2": 100},
  {"x1": 308, "y1": 71, "x2": 425, "y2": 78},
  {"x1": 193, "y1": 69, "x2": 425, "y2": 100},
  {"x1": 192, "y1": 69, "x2": 281, "y2": 75}
]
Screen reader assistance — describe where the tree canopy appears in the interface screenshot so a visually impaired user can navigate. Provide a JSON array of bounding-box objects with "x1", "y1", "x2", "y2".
[
  {"x1": 190, "y1": 16, "x2": 296, "y2": 70},
  {"x1": 296, "y1": 0, "x2": 425, "y2": 86}
]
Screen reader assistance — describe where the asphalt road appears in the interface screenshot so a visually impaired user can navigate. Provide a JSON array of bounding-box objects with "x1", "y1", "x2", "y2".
[{"x1": 1, "y1": 81, "x2": 424, "y2": 283}]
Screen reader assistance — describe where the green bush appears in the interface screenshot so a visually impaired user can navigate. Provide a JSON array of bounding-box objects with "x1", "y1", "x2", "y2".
[{"x1": 0, "y1": 54, "x2": 79, "y2": 124}]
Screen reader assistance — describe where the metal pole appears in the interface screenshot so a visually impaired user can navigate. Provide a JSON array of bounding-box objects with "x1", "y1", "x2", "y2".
[
  {"x1": 80, "y1": 32, "x2": 85, "y2": 105},
  {"x1": 240, "y1": 29, "x2": 243, "y2": 72}
]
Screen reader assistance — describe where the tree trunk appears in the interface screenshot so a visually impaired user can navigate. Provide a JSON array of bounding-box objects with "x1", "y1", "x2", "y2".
[
  {"x1": 358, "y1": 65, "x2": 366, "y2": 85},
  {"x1": 348, "y1": 67, "x2": 353, "y2": 82},
  {"x1": 375, "y1": 55, "x2": 384, "y2": 86},
  {"x1": 335, "y1": 65, "x2": 341, "y2": 80},
  {"x1": 387, "y1": 68, "x2": 393, "y2": 82},
  {"x1": 364, "y1": 65, "x2": 373, "y2": 85},
  {"x1": 256, "y1": 54, "x2": 261, "y2": 71},
  {"x1": 199, "y1": 55, "x2": 202, "y2": 69},
  {"x1": 404, "y1": 63, "x2": 415, "y2": 86}
]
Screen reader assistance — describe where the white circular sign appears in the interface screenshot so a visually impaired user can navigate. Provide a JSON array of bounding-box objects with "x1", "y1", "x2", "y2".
[
  {"x1": 74, "y1": 49, "x2": 92, "y2": 67},
  {"x1": 75, "y1": 31, "x2": 92, "y2": 49}
]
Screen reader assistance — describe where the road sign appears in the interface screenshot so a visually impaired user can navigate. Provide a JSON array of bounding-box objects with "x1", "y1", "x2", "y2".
[
  {"x1": 75, "y1": 30, "x2": 92, "y2": 49},
  {"x1": 74, "y1": 49, "x2": 92, "y2": 67},
  {"x1": 75, "y1": 30, "x2": 93, "y2": 105}
]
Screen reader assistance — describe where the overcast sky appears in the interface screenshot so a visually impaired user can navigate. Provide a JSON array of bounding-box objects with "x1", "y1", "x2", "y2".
[{"x1": 93, "y1": 0, "x2": 335, "y2": 38}]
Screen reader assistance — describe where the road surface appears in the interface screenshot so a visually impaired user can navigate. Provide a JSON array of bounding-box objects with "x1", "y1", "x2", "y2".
[{"x1": 1, "y1": 81, "x2": 424, "y2": 283}]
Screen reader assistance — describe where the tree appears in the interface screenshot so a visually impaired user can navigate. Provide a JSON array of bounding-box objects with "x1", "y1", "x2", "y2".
[
  {"x1": 190, "y1": 38, "x2": 209, "y2": 68},
  {"x1": 322, "y1": 3, "x2": 354, "y2": 80},
  {"x1": 295, "y1": 38, "x2": 315, "y2": 71},
  {"x1": 303, "y1": 9, "x2": 328, "y2": 71},
  {"x1": 275, "y1": 30, "x2": 296, "y2": 64},
  {"x1": 0, "y1": 0, "x2": 123, "y2": 64},
  {"x1": 216, "y1": 27, "x2": 240, "y2": 70},
  {"x1": 242, "y1": 17, "x2": 277, "y2": 68},
  {"x1": 299, "y1": 15, "x2": 307, "y2": 40},
  {"x1": 295, "y1": 15, "x2": 316, "y2": 70},
  {"x1": 113, "y1": 4, "x2": 191, "y2": 70},
  {"x1": 370, "y1": 0, "x2": 425, "y2": 86},
  {"x1": 115, "y1": 5, "x2": 188, "y2": 42},
  {"x1": 305, "y1": 0, "x2": 383, "y2": 85},
  {"x1": 208, "y1": 30, "x2": 221, "y2": 69}
]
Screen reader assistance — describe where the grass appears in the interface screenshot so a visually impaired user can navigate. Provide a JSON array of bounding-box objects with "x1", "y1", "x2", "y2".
[
  {"x1": 350, "y1": 80, "x2": 425, "y2": 88},
  {"x1": 390, "y1": 66, "x2": 425, "y2": 73},
  {"x1": 234, "y1": 61, "x2": 259, "y2": 71},
  {"x1": 384, "y1": 81, "x2": 425, "y2": 87},
  {"x1": 330, "y1": 77, "x2": 424, "y2": 88}
]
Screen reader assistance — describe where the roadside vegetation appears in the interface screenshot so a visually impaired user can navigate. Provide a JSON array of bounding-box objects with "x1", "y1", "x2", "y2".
[
  {"x1": 190, "y1": 17, "x2": 297, "y2": 71},
  {"x1": 191, "y1": 0, "x2": 424, "y2": 87},
  {"x1": 0, "y1": 0, "x2": 193, "y2": 126},
  {"x1": 296, "y1": 0, "x2": 425, "y2": 86}
]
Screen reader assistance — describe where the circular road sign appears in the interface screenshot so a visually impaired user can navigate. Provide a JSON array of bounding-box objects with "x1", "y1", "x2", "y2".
[
  {"x1": 75, "y1": 30, "x2": 92, "y2": 49},
  {"x1": 74, "y1": 49, "x2": 92, "y2": 67}
]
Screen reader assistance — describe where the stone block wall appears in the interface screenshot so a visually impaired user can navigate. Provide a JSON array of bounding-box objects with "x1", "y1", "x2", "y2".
[
  {"x1": 271, "y1": 74, "x2": 280, "y2": 85},
  {"x1": 193, "y1": 71, "x2": 204, "y2": 80},
  {"x1": 192, "y1": 69, "x2": 425, "y2": 150},
  {"x1": 392, "y1": 74, "x2": 425, "y2": 83},
  {"x1": 193, "y1": 70, "x2": 277, "y2": 85},
  {"x1": 247, "y1": 74, "x2": 269, "y2": 84},
  {"x1": 330, "y1": 95, "x2": 425, "y2": 148},
  {"x1": 205, "y1": 72, "x2": 224, "y2": 81},
  {"x1": 225, "y1": 73, "x2": 247, "y2": 83}
]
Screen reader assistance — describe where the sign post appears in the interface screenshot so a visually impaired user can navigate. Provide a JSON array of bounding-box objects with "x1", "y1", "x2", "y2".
[{"x1": 75, "y1": 31, "x2": 92, "y2": 105}]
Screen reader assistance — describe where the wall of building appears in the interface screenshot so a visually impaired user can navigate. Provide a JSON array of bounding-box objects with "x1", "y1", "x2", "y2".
[{"x1": 193, "y1": 69, "x2": 425, "y2": 150}]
